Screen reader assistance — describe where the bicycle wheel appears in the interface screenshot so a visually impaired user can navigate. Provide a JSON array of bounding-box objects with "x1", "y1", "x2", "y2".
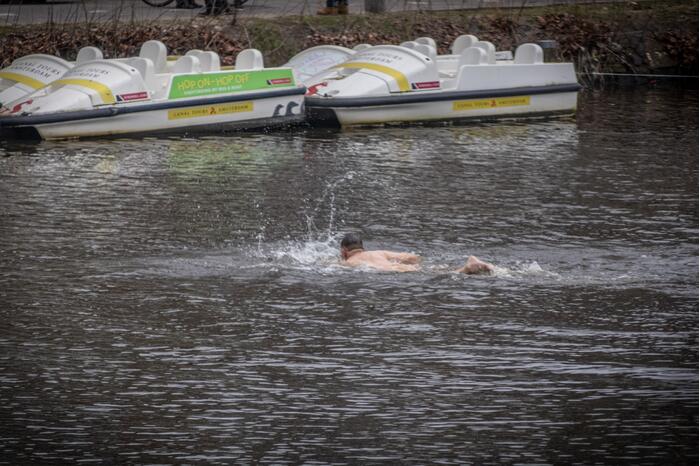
[{"x1": 141, "y1": 0, "x2": 175, "y2": 7}]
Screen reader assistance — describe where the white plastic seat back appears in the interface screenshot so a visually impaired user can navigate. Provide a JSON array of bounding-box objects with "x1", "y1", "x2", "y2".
[
  {"x1": 172, "y1": 55, "x2": 200, "y2": 74},
  {"x1": 414, "y1": 43, "x2": 437, "y2": 62},
  {"x1": 76, "y1": 46, "x2": 103, "y2": 63},
  {"x1": 414, "y1": 37, "x2": 437, "y2": 50},
  {"x1": 186, "y1": 50, "x2": 221, "y2": 72},
  {"x1": 235, "y1": 49, "x2": 264, "y2": 70},
  {"x1": 458, "y1": 47, "x2": 488, "y2": 66},
  {"x1": 451, "y1": 34, "x2": 478, "y2": 55},
  {"x1": 185, "y1": 50, "x2": 203, "y2": 72},
  {"x1": 400, "y1": 41, "x2": 418, "y2": 50},
  {"x1": 473, "y1": 40, "x2": 496, "y2": 64},
  {"x1": 201, "y1": 51, "x2": 221, "y2": 71},
  {"x1": 185, "y1": 49, "x2": 203, "y2": 58},
  {"x1": 125, "y1": 57, "x2": 155, "y2": 85},
  {"x1": 139, "y1": 40, "x2": 168, "y2": 73},
  {"x1": 514, "y1": 43, "x2": 544, "y2": 64},
  {"x1": 353, "y1": 44, "x2": 372, "y2": 51}
]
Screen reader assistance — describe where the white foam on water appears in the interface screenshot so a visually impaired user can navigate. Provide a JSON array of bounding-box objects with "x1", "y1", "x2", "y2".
[
  {"x1": 490, "y1": 261, "x2": 560, "y2": 279},
  {"x1": 248, "y1": 237, "x2": 343, "y2": 273}
]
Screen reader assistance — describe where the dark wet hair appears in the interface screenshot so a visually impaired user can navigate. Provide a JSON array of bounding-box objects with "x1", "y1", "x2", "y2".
[{"x1": 340, "y1": 233, "x2": 363, "y2": 251}]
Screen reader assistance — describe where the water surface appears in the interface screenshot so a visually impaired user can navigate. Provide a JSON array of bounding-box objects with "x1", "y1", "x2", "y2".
[{"x1": 0, "y1": 85, "x2": 697, "y2": 464}]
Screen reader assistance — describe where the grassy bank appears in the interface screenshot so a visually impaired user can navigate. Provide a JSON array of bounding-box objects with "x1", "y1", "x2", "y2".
[{"x1": 1, "y1": 0, "x2": 697, "y2": 83}]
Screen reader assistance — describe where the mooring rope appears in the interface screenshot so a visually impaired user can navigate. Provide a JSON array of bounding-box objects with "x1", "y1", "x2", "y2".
[{"x1": 580, "y1": 72, "x2": 698, "y2": 78}]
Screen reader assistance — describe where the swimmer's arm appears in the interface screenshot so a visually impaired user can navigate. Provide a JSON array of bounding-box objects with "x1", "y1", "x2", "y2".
[{"x1": 383, "y1": 251, "x2": 421, "y2": 264}]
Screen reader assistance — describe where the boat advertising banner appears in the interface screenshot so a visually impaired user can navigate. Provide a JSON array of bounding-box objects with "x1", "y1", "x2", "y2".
[{"x1": 168, "y1": 69, "x2": 296, "y2": 100}]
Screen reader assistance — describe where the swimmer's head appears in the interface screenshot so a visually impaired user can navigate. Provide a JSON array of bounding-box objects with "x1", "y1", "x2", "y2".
[{"x1": 340, "y1": 233, "x2": 363, "y2": 259}]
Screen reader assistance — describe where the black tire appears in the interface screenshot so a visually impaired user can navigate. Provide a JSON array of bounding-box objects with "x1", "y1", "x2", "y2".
[{"x1": 141, "y1": 0, "x2": 175, "y2": 7}]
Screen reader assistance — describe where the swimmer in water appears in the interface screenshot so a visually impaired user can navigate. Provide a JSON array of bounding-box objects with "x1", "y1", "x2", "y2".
[{"x1": 339, "y1": 233, "x2": 495, "y2": 274}]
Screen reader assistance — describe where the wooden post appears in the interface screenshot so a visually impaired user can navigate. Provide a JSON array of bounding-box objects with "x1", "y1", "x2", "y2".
[{"x1": 364, "y1": 0, "x2": 386, "y2": 13}]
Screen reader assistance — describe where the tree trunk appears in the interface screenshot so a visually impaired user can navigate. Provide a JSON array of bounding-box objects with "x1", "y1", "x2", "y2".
[{"x1": 364, "y1": 0, "x2": 386, "y2": 13}]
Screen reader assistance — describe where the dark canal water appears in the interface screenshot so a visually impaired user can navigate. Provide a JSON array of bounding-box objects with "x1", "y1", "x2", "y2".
[{"x1": 0, "y1": 85, "x2": 697, "y2": 465}]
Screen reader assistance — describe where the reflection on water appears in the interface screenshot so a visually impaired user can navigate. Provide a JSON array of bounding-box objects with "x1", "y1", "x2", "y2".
[{"x1": 0, "y1": 86, "x2": 697, "y2": 465}]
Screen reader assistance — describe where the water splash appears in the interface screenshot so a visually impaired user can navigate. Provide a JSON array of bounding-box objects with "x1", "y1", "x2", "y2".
[
  {"x1": 243, "y1": 172, "x2": 358, "y2": 272},
  {"x1": 253, "y1": 199, "x2": 268, "y2": 256},
  {"x1": 250, "y1": 237, "x2": 341, "y2": 273},
  {"x1": 303, "y1": 171, "x2": 356, "y2": 242}
]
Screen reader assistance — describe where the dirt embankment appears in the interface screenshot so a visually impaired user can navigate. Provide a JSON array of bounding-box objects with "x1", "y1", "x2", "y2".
[{"x1": 1, "y1": 0, "x2": 697, "y2": 84}]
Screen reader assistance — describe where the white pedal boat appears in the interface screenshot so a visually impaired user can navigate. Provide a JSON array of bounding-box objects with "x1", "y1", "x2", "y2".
[
  {"x1": 284, "y1": 34, "x2": 513, "y2": 86},
  {"x1": 304, "y1": 40, "x2": 581, "y2": 127},
  {"x1": 0, "y1": 43, "x2": 305, "y2": 140}
]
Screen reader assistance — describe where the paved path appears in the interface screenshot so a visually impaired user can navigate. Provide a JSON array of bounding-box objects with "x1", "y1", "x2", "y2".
[{"x1": 0, "y1": 0, "x2": 612, "y2": 25}]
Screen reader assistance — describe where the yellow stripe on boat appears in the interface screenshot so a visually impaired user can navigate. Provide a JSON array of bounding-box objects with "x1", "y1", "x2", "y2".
[
  {"x1": 54, "y1": 78, "x2": 116, "y2": 105},
  {"x1": 0, "y1": 71, "x2": 45, "y2": 90},
  {"x1": 167, "y1": 101, "x2": 254, "y2": 120},
  {"x1": 453, "y1": 96, "x2": 531, "y2": 111},
  {"x1": 336, "y1": 62, "x2": 410, "y2": 92}
]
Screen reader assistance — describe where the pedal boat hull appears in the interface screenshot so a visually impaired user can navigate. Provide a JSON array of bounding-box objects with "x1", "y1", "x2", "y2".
[
  {"x1": 0, "y1": 87, "x2": 305, "y2": 140},
  {"x1": 306, "y1": 84, "x2": 580, "y2": 127}
]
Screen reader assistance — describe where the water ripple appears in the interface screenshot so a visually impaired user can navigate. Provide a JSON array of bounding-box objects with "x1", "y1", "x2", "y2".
[{"x1": 0, "y1": 86, "x2": 697, "y2": 465}]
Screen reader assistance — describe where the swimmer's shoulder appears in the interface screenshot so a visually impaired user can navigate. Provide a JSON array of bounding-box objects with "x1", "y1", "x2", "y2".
[{"x1": 345, "y1": 250, "x2": 383, "y2": 265}]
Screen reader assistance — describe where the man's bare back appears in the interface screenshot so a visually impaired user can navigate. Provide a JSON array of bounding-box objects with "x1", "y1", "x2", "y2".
[
  {"x1": 343, "y1": 249, "x2": 421, "y2": 272},
  {"x1": 339, "y1": 233, "x2": 494, "y2": 275}
]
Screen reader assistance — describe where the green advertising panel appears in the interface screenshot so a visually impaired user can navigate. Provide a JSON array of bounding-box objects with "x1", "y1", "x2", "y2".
[{"x1": 168, "y1": 69, "x2": 296, "y2": 100}]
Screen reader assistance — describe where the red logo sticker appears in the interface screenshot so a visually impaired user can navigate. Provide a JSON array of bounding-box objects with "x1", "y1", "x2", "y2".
[
  {"x1": 117, "y1": 91, "x2": 149, "y2": 102},
  {"x1": 411, "y1": 81, "x2": 441, "y2": 90},
  {"x1": 306, "y1": 82, "x2": 328, "y2": 96},
  {"x1": 10, "y1": 99, "x2": 33, "y2": 114},
  {"x1": 267, "y1": 78, "x2": 292, "y2": 85}
]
